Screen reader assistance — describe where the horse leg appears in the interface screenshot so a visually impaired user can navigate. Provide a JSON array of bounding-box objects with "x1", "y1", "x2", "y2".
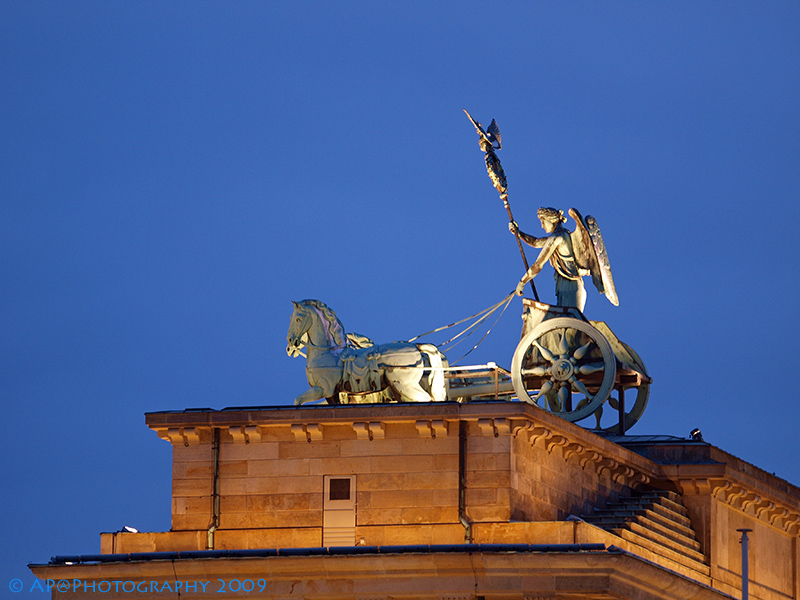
[
  {"x1": 419, "y1": 345, "x2": 447, "y2": 402},
  {"x1": 387, "y1": 367, "x2": 432, "y2": 403},
  {"x1": 294, "y1": 386, "x2": 326, "y2": 405}
]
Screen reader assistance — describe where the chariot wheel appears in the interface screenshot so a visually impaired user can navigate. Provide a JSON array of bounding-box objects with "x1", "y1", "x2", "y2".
[
  {"x1": 593, "y1": 377, "x2": 650, "y2": 433},
  {"x1": 511, "y1": 317, "x2": 616, "y2": 422}
]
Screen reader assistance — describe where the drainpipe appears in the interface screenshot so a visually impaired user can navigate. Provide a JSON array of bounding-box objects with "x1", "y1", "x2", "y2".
[
  {"x1": 207, "y1": 428, "x2": 221, "y2": 550},
  {"x1": 458, "y1": 420, "x2": 472, "y2": 543},
  {"x1": 738, "y1": 528, "x2": 752, "y2": 600}
]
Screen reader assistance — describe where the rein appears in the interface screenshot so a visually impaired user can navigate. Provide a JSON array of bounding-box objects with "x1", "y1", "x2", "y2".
[
  {"x1": 407, "y1": 291, "x2": 516, "y2": 364},
  {"x1": 409, "y1": 292, "x2": 515, "y2": 345},
  {"x1": 290, "y1": 292, "x2": 516, "y2": 364}
]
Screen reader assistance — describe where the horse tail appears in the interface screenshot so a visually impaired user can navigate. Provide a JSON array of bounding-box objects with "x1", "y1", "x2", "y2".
[{"x1": 418, "y1": 344, "x2": 448, "y2": 402}]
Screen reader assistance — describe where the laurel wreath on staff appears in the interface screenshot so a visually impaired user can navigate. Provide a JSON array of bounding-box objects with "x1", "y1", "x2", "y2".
[{"x1": 464, "y1": 109, "x2": 539, "y2": 301}]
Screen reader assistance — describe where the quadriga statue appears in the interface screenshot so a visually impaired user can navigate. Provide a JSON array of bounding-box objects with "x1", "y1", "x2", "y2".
[{"x1": 286, "y1": 300, "x2": 448, "y2": 405}]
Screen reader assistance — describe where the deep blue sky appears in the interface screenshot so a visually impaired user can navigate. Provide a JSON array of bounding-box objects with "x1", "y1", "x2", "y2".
[{"x1": 2, "y1": 1, "x2": 799, "y2": 587}]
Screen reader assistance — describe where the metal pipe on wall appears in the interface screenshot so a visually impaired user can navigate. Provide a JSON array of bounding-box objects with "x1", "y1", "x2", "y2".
[
  {"x1": 737, "y1": 528, "x2": 752, "y2": 600},
  {"x1": 207, "y1": 428, "x2": 221, "y2": 550},
  {"x1": 458, "y1": 421, "x2": 472, "y2": 543}
]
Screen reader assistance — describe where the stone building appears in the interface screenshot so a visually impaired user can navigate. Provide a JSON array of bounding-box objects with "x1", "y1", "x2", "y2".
[{"x1": 29, "y1": 400, "x2": 800, "y2": 599}]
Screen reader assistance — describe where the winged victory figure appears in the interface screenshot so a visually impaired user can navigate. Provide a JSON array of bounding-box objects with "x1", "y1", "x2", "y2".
[{"x1": 509, "y1": 207, "x2": 618, "y2": 311}]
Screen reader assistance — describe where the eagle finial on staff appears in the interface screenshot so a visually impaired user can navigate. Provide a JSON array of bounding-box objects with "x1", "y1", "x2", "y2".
[
  {"x1": 465, "y1": 109, "x2": 539, "y2": 300},
  {"x1": 464, "y1": 109, "x2": 507, "y2": 196}
]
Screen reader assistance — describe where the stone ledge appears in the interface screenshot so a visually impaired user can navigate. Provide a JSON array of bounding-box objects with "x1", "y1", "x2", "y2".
[{"x1": 30, "y1": 549, "x2": 729, "y2": 600}]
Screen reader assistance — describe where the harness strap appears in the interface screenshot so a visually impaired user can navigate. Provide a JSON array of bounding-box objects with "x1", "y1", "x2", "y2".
[{"x1": 408, "y1": 292, "x2": 515, "y2": 343}]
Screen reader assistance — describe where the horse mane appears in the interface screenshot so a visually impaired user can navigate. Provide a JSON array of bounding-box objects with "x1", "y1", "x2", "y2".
[{"x1": 300, "y1": 299, "x2": 346, "y2": 347}]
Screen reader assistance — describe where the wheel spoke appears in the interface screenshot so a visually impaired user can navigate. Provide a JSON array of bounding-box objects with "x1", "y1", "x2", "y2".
[
  {"x1": 572, "y1": 341, "x2": 592, "y2": 361},
  {"x1": 557, "y1": 328, "x2": 569, "y2": 356},
  {"x1": 530, "y1": 380, "x2": 553, "y2": 404},
  {"x1": 521, "y1": 366, "x2": 548, "y2": 377},
  {"x1": 578, "y1": 362, "x2": 605, "y2": 375},
  {"x1": 547, "y1": 388, "x2": 561, "y2": 412},
  {"x1": 569, "y1": 376, "x2": 592, "y2": 399},
  {"x1": 532, "y1": 341, "x2": 555, "y2": 363},
  {"x1": 557, "y1": 384, "x2": 570, "y2": 413}
]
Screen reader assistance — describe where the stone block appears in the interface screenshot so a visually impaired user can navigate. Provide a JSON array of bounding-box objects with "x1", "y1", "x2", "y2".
[
  {"x1": 357, "y1": 524, "x2": 465, "y2": 546},
  {"x1": 171, "y1": 513, "x2": 209, "y2": 531},
  {"x1": 105, "y1": 530, "x2": 206, "y2": 553},
  {"x1": 401, "y1": 436, "x2": 458, "y2": 455},
  {"x1": 220, "y1": 440, "x2": 279, "y2": 460},
  {"x1": 242, "y1": 475, "x2": 320, "y2": 495},
  {"x1": 172, "y1": 461, "x2": 213, "y2": 479},
  {"x1": 340, "y1": 438, "x2": 404, "y2": 457},
  {"x1": 431, "y1": 489, "x2": 459, "y2": 507},
  {"x1": 175, "y1": 495, "x2": 212, "y2": 515},
  {"x1": 357, "y1": 472, "x2": 405, "y2": 491},
  {"x1": 279, "y1": 440, "x2": 341, "y2": 459},
  {"x1": 172, "y1": 477, "x2": 212, "y2": 497},
  {"x1": 319, "y1": 423, "x2": 357, "y2": 440},
  {"x1": 466, "y1": 453, "x2": 507, "y2": 471},
  {"x1": 465, "y1": 504, "x2": 510, "y2": 522},
  {"x1": 465, "y1": 488, "x2": 497, "y2": 506},
  {"x1": 216, "y1": 527, "x2": 323, "y2": 550},
  {"x1": 219, "y1": 494, "x2": 247, "y2": 513},
  {"x1": 254, "y1": 425, "x2": 295, "y2": 442},
  {"x1": 214, "y1": 528, "x2": 248, "y2": 549},
  {"x1": 246, "y1": 493, "x2": 314, "y2": 512},
  {"x1": 173, "y1": 444, "x2": 214, "y2": 462},
  {"x1": 222, "y1": 511, "x2": 289, "y2": 529},
  {"x1": 358, "y1": 508, "x2": 403, "y2": 525},
  {"x1": 370, "y1": 455, "x2": 442, "y2": 473},
  {"x1": 435, "y1": 454, "x2": 459, "y2": 471},
  {"x1": 308, "y1": 456, "x2": 372, "y2": 475},
  {"x1": 404, "y1": 471, "x2": 459, "y2": 490},
  {"x1": 384, "y1": 422, "x2": 419, "y2": 439},
  {"x1": 248, "y1": 457, "x2": 311, "y2": 477},
  {"x1": 367, "y1": 489, "x2": 434, "y2": 509},
  {"x1": 467, "y1": 435, "x2": 511, "y2": 454},
  {"x1": 219, "y1": 512, "x2": 252, "y2": 529},
  {"x1": 219, "y1": 459, "x2": 248, "y2": 477},
  {"x1": 401, "y1": 506, "x2": 458, "y2": 524},
  {"x1": 465, "y1": 469, "x2": 510, "y2": 488}
]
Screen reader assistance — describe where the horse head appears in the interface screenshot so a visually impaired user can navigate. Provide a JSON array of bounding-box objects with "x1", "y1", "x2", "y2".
[{"x1": 286, "y1": 300, "x2": 313, "y2": 357}]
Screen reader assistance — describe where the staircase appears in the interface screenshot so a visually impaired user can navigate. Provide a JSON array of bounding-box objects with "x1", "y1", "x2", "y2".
[{"x1": 582, "y1": 490, "x2": 708, "y2": 570}]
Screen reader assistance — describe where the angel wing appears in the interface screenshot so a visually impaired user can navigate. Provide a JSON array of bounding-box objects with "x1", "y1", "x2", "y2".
[{"x1": 569, "y1": 208, "x2": 619, "y2": 306}]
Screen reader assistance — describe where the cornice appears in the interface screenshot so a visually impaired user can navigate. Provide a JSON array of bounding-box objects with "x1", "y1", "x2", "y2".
[
  {"x1": 671, "y1": 468, "x2": 800, "y2": 536},
  {"x1": 511, "y1": 421, "x2": 650, "y2": 489}
]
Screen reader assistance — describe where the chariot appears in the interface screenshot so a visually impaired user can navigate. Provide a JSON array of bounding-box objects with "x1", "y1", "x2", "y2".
[{"x1": 448, "y1": 299, "x2": 651, "y2": 434}]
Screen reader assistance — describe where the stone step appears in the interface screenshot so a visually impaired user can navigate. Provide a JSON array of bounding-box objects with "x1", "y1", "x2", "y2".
[
  {"x1": 589, "y1": 503, "x2": 693, "y2": 531},
  {"x1": 635, "y1": 492, "x2": 690, "y2": 518},
  {"x1": 582, "y1": 489, "x2": 707, "y2": 568},
  {"x1": 640, "y1": 489, "x2": 682, "y2": 504},
  {"x1": 625, "y1": 519, "x2": 702, "y2": 555},
  {"x1": 614, "y1": 526, "x2": 708, "y2": 568},
  {"x1": 585, "y1": 507, "x2": 698, "y2": 544},
  {"x1": 606, "y1": 495, "x2": 689, "y2": 521}
]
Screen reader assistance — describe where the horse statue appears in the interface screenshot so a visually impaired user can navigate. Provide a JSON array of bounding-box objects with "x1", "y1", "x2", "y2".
[{"x1": 286, "y1": 299, "x2": 448, "y2": 405}]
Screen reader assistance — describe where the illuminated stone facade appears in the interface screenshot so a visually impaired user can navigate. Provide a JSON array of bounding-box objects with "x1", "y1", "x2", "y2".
[{"x1": 30, "y1": 402, "x2": 800, "y2": 599}]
